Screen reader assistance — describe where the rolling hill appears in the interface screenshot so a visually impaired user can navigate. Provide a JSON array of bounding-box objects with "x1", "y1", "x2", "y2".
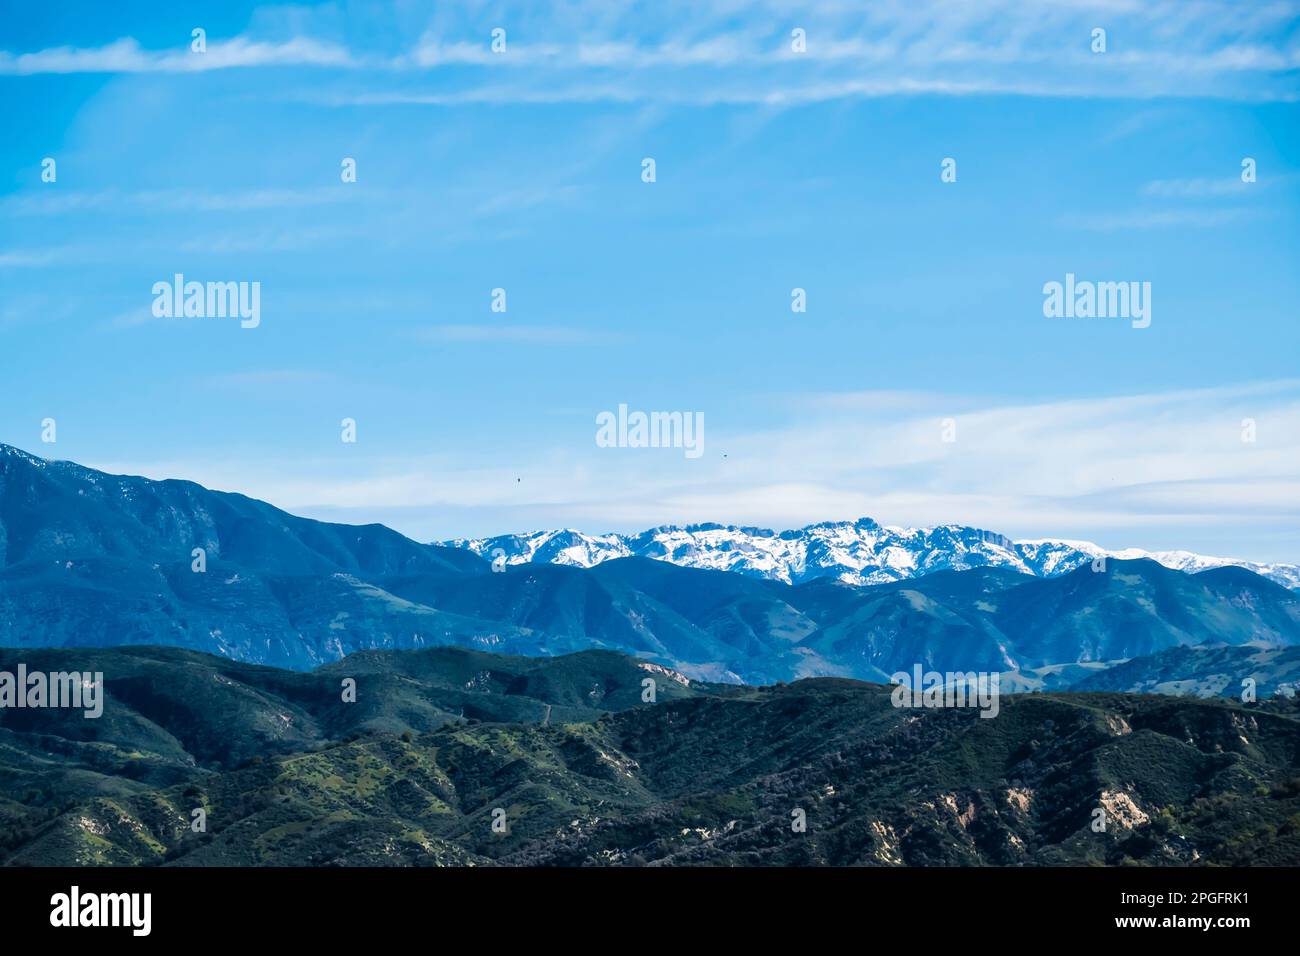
[{"x1": 2, "y1": 645, "x2": 1297, "y2": 867}]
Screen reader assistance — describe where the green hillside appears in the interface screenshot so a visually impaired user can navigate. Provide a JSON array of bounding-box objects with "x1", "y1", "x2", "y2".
[{"x1": 2, "y1": 646, "x2": 1296, "y2": 866}]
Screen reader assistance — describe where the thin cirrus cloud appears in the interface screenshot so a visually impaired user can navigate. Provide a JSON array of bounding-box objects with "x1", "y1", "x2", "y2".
[
  {"x1": 416, "y1": 325, "x2": 620, "y2": 345},
  {"x1": 1141, "y1": 177, "x2": 1258, "y2": 198},
  {"x1": 1, "y1": 186, "x2": 369, "y2": 216},
  {"x1": 1, "y1": 0, "x2": 1297, "y2": 102},
  {"x1": 0, "y1": 36, "x2": 356, "y2": 74},
  {"x1": 202, "y1": 369, "x2": 333, "y2": 389},
  {"x1": 0, "y1": 249, "x2": 61, "y2": 267},
  {"x1": 89, "y1": 380, "x2": 1300, "y2": 558},
  {"x1": 1058, "y1": 207, "x2": 1262, "y2": 231}
]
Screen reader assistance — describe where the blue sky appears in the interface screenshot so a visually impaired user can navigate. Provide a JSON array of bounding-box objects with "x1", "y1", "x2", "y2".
[{"x1": 2, "y1": 0, "x2": 1298, "y2": 560}]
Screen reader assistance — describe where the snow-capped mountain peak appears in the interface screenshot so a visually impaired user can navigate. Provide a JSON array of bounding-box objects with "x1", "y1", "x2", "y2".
[
  {"x1": 445, "y1": 519, "x2": 1300, "y2": 590},
  {"x1": 447, "y1": 528, "x2": 630, "y2": 568}
]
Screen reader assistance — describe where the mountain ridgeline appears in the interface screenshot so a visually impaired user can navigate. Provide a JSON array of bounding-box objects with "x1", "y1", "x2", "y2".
[
  {"x1": 3, "y1": 445, "x2": 1300, "y2": 868},
  {"x1": 448, "y1": 520, "x2": 1300, "y2": 590},
  {"x1": 1, "y1": 644, "x2": 1298, "y2": 866},
  {"x1": 2, "y1": 444, "x2": 1300, "y2": 689}
]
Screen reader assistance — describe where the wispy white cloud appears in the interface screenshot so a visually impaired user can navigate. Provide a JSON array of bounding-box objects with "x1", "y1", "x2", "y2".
[
  {"x1": 104, "y1": 307, "x2": 158, "y2": 330},
  {"x1": 2, "y1": 186, "x2": 368, "y2": 216},
  {"x1": 177, "y1": 225, "x2": 357, "y2": 255},
  {"x1": 1060, "y1": 207, "x2": 1262, "y2": 230},
  {"x1": 0, "y1": 36, "x2": 356, "y2": 74},
  {"x1": 202, "y1": 369, "x2": 332, "y2": 388},
  {"x1": 3, "y1": 0, "x2": 1297, "y2": 102},
  {"x1": 417, "y1": 324, "x2": 618, "y2": 344},
  {"x1": 0, "y1": 250, "x2": 62, "y2": 267},
  {"x1": 91, "y1": 380, "x2": 1300, "y2": 560},
  {"x1": 1141, "y1": 177, "x2": 1255, "y2": 198}
]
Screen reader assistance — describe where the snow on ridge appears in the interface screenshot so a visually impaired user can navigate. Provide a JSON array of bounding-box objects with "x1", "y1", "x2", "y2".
[{"x1": 442, "y1": 519, "x2": 1300, "y2": 590}]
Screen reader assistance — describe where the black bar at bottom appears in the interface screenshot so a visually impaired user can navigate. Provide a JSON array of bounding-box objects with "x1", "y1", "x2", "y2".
[{"x1": 0, "y1": 865, "x2": 1279, "y2": 942}]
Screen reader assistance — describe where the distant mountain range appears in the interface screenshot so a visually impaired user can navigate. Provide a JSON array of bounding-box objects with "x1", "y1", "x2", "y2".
[
  {"x1": 4, "y1": 444, "x2": 1300, "y2": 868},
  {"x1": 2, "y1": 443, "x2": 1299, "y2": 689},
  {"x1": 3, "y1": 643, "x2": 1298, "y2": 866},
  {"x1": 447, "y1": 520, "x2": 1300, "y2": 590}
]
